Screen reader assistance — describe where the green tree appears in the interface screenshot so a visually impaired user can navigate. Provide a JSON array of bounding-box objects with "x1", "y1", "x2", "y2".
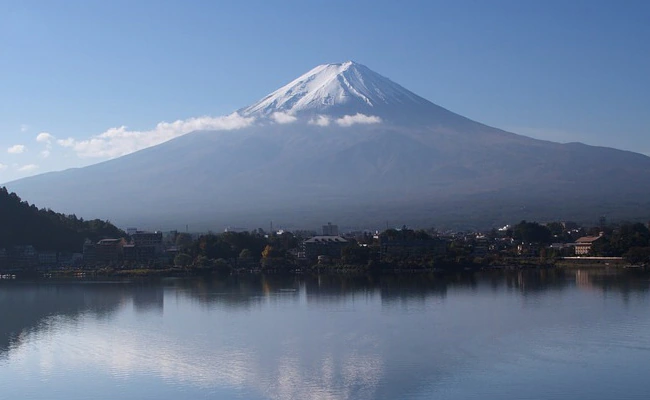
[
  {"x1": 596, "y1": 223, "x2": 650, "y2": 256},
  {"x1": 268, "y1": 232, "x2": 299, "y2": 252},
  {"x1": 175, "y1": 233, "x2": 193, "y2": 250},
  {"x1": 342, "y1": 244, "x2": 370, "y2": 264},
  {"x1": 513, "y1": 221, "x2": 552, "y2": 244},
  {"x1": 624, "y1": 247, "x2": 650, "y2": 264},
  {"x1": 546, "y1": 222, "x2": 564, "y2": 236},
  {"x1": 213, "y1": 258, "x2": 231, "y2": 273},
  {"x1": 0, "y1": 187, "x2": 125, "y2": 252},
  {"x1": 174, "y1": 253, "x2": 192, "y2": 267},
  {"x1": 195, "y1": 255, "x2": 211, "y2": 267},
  {"x1": 239, "y1": 249, "x2": 253, "y2": 259}
]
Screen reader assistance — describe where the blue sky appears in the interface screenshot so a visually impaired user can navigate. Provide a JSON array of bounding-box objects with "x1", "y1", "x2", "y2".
[{"x1": 1, "y1": 0, "x2": 649, "y2": 182}]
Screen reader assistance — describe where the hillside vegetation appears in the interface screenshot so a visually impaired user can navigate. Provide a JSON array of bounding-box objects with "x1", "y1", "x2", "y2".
[{"x1": 0, "y1": 187, "x2": 125, "y2": 252}]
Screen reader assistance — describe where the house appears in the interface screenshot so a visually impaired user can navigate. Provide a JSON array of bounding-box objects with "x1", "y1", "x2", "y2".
[
  {"x1": 572, "y1": 234, "x2": 604, "y2": 256},
  {"x1": 302, "y1": 236, "x2": 348, "y2": 260}
]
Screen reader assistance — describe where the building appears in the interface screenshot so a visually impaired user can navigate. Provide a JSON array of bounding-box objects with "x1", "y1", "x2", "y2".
[
  {"x1": 0, "y1": 248, "x2": 8, "y2": 270},
  {"x1": 128, "y1": 231, "x2": 165, "y2": 264},
  {"x1": 224, "y1": 227, "x2": 248, "y2": 233},
  {"x1": 123, "y1": 245, "x2": 156, "y2": 262},
  {"x1": 572, "y1": 234, "x2": 604, "y2": 256},
  {"x1": 549, "y1": 243, "x2": 574, "y2": 257},
  {"x1": 83, "y1": 240, "x2": 97, "y2": 265},
  {"x1": 94, "y1": 239, "x2": 124, "y2": 265},
  {"x1": 322, "y1": 223, "x2": 339, "y2": 236},
  {"x1": 38, "y1": 251, "x2": 58, "y2": 266},
  {"x1": 303, "y1": 236, "x2": 348, "y2": 260},
  {"x1": 11, "y1": 245, "x2": 38, "y2": 268},
  {"x1": 132, "y1": 231, "x2": 163, "y2": 250},
  {"x1": 517, "y1": 243, "x2": 540, "y2": 257},
  {"x1": 471, "y1": 236, "x2": 490, "y2": 257},
  {"x1": 58, "y1": 252, "x2": 83, "y2": 267}
]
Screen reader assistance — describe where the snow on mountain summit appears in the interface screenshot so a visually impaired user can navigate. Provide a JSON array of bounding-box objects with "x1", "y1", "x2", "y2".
[{"x1": 239, "y1": 61, "x2": 431, "y2": 119}]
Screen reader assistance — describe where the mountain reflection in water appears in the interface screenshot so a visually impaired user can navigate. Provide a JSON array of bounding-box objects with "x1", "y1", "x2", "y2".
[{"x1": 1, "y1": 270, "x2": 649, "y2": 400}]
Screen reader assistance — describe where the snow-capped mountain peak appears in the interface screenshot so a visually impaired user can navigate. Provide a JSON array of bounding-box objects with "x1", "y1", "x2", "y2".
[{"x1": 239, "y1": 61, "x2": 431, "y2": 119}]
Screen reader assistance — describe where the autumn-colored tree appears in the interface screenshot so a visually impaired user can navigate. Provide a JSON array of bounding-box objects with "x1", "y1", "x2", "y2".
[{"x1": 261, "y1": 245, "x2": 282, "y2": 259}]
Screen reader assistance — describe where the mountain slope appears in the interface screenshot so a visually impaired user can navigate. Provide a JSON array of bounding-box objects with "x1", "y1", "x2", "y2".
[{"x1": 5, "y1": 62, "x2": 650, "y2": 230}]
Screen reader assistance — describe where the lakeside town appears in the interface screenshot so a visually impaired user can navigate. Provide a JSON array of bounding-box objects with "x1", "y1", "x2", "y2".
[{"x1": 2, "y1": 218, "x2": 650, "y2": 278}]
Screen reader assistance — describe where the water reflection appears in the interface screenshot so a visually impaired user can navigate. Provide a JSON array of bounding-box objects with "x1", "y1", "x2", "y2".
[
  {"x1": 2, "y1": 270, "x2": 649, "y2": 357},
  {"x1": 133, "y1": 283, "x2": 164, "y2": 313},
  {"x1": 1, "y1": 270, "x2": 649, "y2": 400},
  {"x1": 0, "y1": 282, "x2": 127, "y2": 358}
]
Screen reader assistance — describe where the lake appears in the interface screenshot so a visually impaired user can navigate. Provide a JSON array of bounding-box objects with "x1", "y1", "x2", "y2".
[{"x1": 1, "y1": 270, "x2": 649, "y2": 400}]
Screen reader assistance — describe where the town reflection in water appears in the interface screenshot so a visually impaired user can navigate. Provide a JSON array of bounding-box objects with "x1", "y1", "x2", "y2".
[{"x1": 1, "y1": 270, "x2": 649, "y2": 400}]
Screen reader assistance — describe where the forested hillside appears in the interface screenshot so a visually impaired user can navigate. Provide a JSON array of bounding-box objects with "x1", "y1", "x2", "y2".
[{"x1": 0, "y1": 187, "x2": 125, "y2": 252}]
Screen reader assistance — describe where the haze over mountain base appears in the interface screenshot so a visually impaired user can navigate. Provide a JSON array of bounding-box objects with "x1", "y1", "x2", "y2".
[{"x1": 5, "y1": 62, "x2": 650, "y2": 230}]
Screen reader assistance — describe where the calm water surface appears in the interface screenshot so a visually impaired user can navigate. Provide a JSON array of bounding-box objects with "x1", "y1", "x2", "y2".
[{"x1": 1, "y1": 270, "x2": 649, "y2": 400}]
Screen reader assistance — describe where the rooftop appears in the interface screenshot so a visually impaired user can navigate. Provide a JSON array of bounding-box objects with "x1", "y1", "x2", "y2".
[
  {"x1": 575, "y1": 235, "x2": 603, "y2": 244},
  {"x1": 98, "y1": 239, "x2": 121, "y2": 245},
  {"x1": 304, "y1": 236, "x2": 348, "y2": 244}
]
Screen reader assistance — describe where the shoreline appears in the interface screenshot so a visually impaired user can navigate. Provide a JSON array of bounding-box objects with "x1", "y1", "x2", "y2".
[{"x1": 4, "y1": 260, "x2": 647, "y2": 280}]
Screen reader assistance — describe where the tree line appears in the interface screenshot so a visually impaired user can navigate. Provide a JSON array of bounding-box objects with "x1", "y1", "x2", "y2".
[
  {"x1": 0, "y1": 187, "x2": 125, "y2": 252},
  {"x1": 511, "y1": 220, "x2": 650, "y2": 262}
]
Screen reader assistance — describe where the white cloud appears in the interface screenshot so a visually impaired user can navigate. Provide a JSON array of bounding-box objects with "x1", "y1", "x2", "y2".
[
  {"x1": 20, "y1": 124, "x2": 30, "y2": 132},
  {"x1": 0, "y1": 163, "x2": 7, "y2": 171},
  {"x1": 17, "y1": 164, "x2": 39, "y2": 172},
  {"x1": 37, "y1": 132, "x2": 54, "y2": 158},
  {"x1": 271, "y1": 112, "x2": 297, "y2": 124},
  {"x1": 308, "y1": 115, "x2": 331, "y2": 127},
  {"x1": 36, "y1": 132, "x2": 55, "y2": 143},
  {"x1": 57, "y1": 138, "x2": 75, "y2": 147},
  {"x1": 57, "y1": 113, "x2": 255, "y2": 159},
  {"x1": 7, "y1": 144, "x2": 27, "y2": 154},
  {"x1": 335, "y1": 113, "x2": 382, "y2": 127}
]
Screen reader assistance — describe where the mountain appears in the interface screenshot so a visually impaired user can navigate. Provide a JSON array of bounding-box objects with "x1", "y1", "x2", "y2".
[
  {"x1": 239, "y1": 61, "x2": 434, "y2": 121},
  {"x1": 5, "y1": 61, "x2": 650, "y2": 230},
  {"x1": 239, "y1": 61, "x2": 489, "y2": 128}
]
